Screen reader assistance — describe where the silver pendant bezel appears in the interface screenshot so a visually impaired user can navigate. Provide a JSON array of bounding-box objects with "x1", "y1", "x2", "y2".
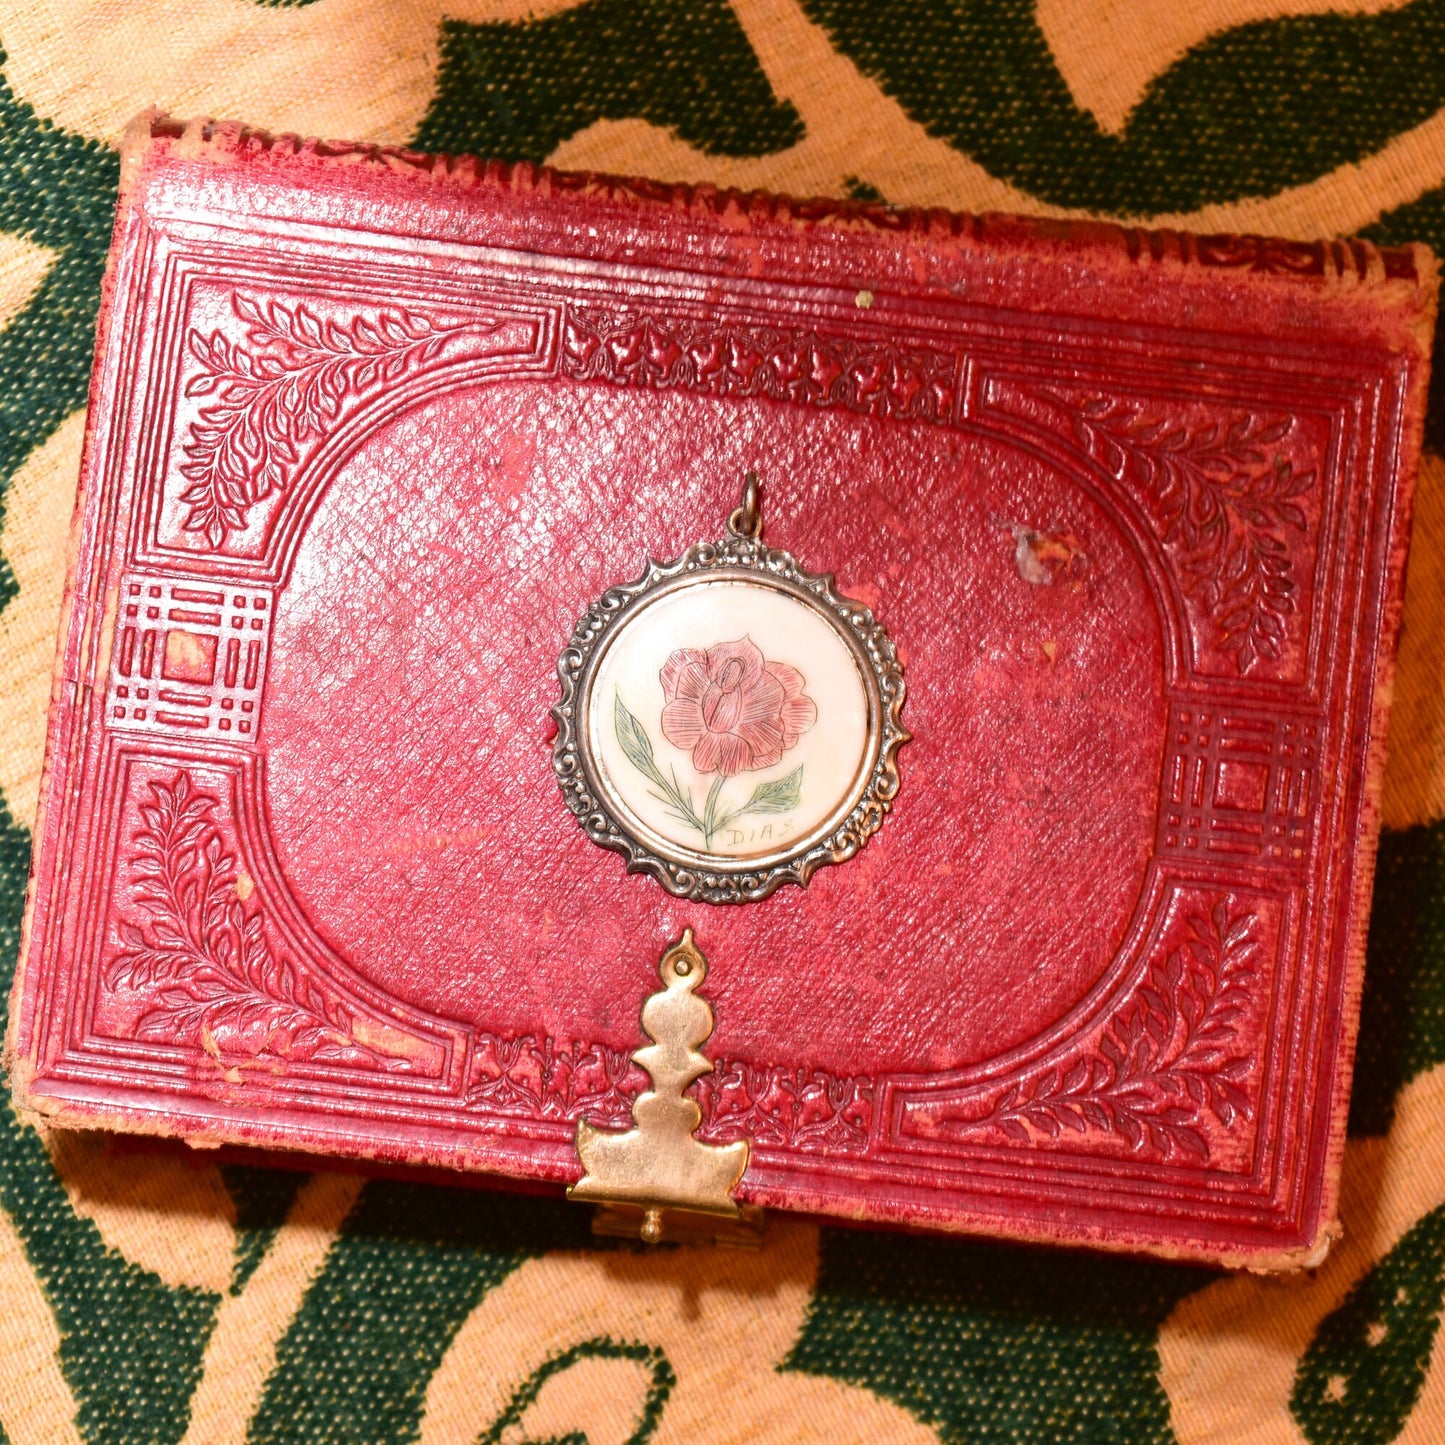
[{"x1": 552, "y1": 533, "x2": 908, "y2": 904}]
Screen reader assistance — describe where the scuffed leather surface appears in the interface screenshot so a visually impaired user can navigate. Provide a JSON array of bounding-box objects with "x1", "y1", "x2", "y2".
[{"x1": 264, "y1": 382, "x2": 1163, "y2": 1070}]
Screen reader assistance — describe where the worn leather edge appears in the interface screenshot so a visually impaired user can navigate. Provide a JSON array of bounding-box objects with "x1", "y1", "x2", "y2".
[
  {"x1": 132, "y1": 112, "x2": 1437, "y2": 300},
  {"x1": 2, "y1": 116, "x2": 154, "y2": 1111},
  {"x1": 1297, "y1": 242, "x2": 1442, "y2": 1274}
]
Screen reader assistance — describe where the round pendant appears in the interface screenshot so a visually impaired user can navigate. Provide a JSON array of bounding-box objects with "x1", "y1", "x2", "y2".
[{"x1": 553, "y1": 477, "x2": 907, "y2": 903}]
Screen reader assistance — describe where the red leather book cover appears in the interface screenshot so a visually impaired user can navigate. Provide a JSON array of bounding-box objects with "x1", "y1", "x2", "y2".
[{"x1": 7, "y1": 116, "x2": 1437, "y2": 1268}]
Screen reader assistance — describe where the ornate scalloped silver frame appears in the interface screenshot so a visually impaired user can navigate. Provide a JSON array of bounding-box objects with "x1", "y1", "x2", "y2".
[{"x1": 553, "y1": 533, "x2": 908, "y2": 903}]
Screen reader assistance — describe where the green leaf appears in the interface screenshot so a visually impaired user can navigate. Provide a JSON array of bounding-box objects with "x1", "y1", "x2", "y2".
[
  {"x1": 1348, "y1": 819, "x2": 1445, "y2": 1136},
  {"x1": 479, "y1": 1336, "x2": 675, "y2": 1445},
  {"x1": 249, "y1": 1183, "x2": 591, "y2": 1444},
  {"x1": 219, "y1": 1164, "x2": 307, "y2": 1296},
  {"x1": 413, "y1": 0, "x2": 803, "y2": 162},
  {"x1": 741, "y1": 765, "x2": 802, "y2": 815},
  {"x1": 1291, "y1": 1203, "x2": 1445, "y2": 1444},
  {"x1": 801, "y1": 0, "x2": 1445, "y2": 216},
  {"x1": 786, "y1": 1229, "x2": 1211, "y2": 1445},
  {"x1": 614, "y1": 695, "x2": 661, "y2": 786}
]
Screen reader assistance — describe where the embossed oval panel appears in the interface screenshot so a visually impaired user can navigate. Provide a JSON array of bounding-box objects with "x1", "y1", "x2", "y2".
[{"x1": 261, "y1": 378, "x2": 1167, "y2": 1076}]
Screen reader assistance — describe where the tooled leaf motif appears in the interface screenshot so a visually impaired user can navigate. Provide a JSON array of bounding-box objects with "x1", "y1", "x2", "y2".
[
  {"x1": 179, "y1": 295, "x2": 486, "y2": 548},
  {"x1": 1048, "y1": 395, "x2": 1315, "y2": 674},
  {"x1": 561, "y1": 305, "x2": 956, "y2": 423},
  {"x1": 465, "y1": 1033, "x2": 873, "y2": 1153},
  {"x1": 696, "y1": 1062, "x2": 873, "y2": 1152},
  {"x1": 980, "y1": 899, "x2": 1260, "y2": 1161},
  {"x1": 467, "y1": 1033, "x2": 642, "y2": 1124},
  {"x1": 107, "y1": 771, "x2": 402, "y2": 1070}
]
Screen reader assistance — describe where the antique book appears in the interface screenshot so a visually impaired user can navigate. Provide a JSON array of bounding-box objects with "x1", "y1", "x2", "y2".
[{"x1": 8, "y1": 115, "x2": 1437, "y2": 1268}]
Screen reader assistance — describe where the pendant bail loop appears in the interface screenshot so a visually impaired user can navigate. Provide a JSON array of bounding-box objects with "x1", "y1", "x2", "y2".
[{"x1": 727, "y1": 471, "x2": 763, "y2": 540}]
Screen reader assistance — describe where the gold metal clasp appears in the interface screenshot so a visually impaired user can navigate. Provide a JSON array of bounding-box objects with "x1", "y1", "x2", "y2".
[{"x1": 568, "y1": 930, "x2": 760, "y2": 1245}]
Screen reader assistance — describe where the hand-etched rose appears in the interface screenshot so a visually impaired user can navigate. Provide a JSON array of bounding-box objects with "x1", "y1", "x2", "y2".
[{"x1": 659, "y1": 637, "x2": 817, "y2": 777}]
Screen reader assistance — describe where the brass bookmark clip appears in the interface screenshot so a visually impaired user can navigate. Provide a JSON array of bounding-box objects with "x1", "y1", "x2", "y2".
[{"x1": 568, "y1": 930, "x2": 760, "y2": 1246}]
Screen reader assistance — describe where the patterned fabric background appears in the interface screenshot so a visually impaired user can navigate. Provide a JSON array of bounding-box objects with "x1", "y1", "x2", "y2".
[{"x1": 0, "y1": 2, "x2": 1443, "y2": 1441}]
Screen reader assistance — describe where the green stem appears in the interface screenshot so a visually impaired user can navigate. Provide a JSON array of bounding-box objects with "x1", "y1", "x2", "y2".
[
  {"x1": 701, "y1": 777, "x2": 725, "y2": 847},
  {"x1": 645, "y1": 766, "x2": 707, "y2": 838}
]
